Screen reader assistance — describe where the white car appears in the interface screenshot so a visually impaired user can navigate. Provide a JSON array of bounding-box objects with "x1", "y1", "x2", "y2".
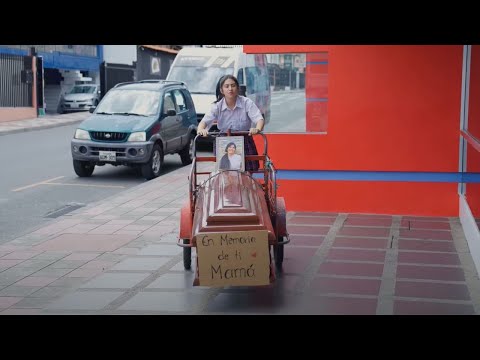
[{"x1": 59, "y1": 84, "x2": 101, "y2": 113}]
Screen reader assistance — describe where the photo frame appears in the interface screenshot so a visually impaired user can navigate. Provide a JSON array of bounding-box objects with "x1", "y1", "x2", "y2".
[{"x1": 215, "y1": 136, "x2": 245, "y2": 172}]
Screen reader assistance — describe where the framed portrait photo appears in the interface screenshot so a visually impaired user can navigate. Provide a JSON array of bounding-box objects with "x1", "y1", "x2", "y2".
[{"x1": 215, "y1": 136, "x2": 245, "y2": 172}]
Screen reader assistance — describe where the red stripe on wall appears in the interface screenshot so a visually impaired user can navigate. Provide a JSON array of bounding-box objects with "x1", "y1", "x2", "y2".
[
  {"x1": 308, "y1": 52, "x2": 329, "y2": 62},
  {"x1": 306, "y1": 53, "x2": 328, "y2": 132},
  {"x1": 306, "y1": 55, "x2": 328, "y2": 98},
  {"x1": 306, "y1": 102, "x2": 328, "y2": 132}
]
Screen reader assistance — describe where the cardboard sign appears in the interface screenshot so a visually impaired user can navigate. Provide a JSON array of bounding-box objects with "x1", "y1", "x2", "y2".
[{"x1": 196, "y1": 230, "x2": 270, "y2": 287}]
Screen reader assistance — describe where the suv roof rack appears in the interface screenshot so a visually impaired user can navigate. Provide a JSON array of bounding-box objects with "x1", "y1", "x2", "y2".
[
  {"x1": 157, "y1": 80, "x2": 186, "y2": 85},
  {"x1": 113, "y1": 80, "x2": 185, "y2": 88},
  {"x1": 113, "y1": 81, "x2": 135, "y2": 88}
]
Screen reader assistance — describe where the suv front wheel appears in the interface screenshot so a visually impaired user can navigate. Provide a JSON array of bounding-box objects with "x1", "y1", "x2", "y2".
[
  {"x1": 141, "y1": 144, "x2": 164, "y2": 180},
  {"x1": 73, "y1": 160, "x2": 95, "y2": 177},
  {"x1": 179, "y1": 134, "x2": 194, "y2": 166}
]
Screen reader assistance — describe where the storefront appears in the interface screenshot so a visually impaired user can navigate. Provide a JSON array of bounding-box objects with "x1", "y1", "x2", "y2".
[
  {"x1": 0, "y1": 45, "x2": 102, "y2": 117},
  {"x1": 245, "y1": 45, "x2": 480, "y2": 272}
]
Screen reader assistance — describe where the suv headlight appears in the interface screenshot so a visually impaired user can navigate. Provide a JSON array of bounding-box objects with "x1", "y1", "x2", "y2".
[
  {"x1": 128, "y1": 132, "x2": 146, "y2": 142},
  {"x1": 74, "y1": 129, "x2": 91, "y2": 140}
]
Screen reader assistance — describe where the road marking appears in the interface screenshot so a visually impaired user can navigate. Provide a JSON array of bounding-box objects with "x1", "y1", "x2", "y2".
[
  {"x1": 11, "y1": 176, "x2": 65, "y2": 192},
  {"x1": 42, "y1": 182, "x2": 126, "y2": 189}
]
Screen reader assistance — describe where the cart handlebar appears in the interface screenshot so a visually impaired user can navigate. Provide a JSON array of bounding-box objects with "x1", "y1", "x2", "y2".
[
  {"x1": 178, "y1": 238, "x2": 193, "y2": 248},
  {"x1": 277, "y1": 233, "x2": 291, "y2": 245}
]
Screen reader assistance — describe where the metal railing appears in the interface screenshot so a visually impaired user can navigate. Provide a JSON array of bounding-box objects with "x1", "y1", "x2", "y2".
[{"x1": 0, "y1": 53, "x2": 33, "y2": 107}]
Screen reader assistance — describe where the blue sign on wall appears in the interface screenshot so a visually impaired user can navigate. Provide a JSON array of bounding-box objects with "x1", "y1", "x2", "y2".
[{"x1": 0, "y1": 46, "x2": 103, "y2": 71}]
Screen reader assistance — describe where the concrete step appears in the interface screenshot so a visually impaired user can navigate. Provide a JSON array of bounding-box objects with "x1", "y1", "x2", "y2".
[{"x1": 44, "y1": 85, "x2": 62, "y2": 113}]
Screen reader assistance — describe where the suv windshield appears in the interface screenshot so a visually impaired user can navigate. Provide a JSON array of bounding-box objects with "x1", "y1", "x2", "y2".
[
  {"x1": 168, "y1": 66, "x2": 233, "y2": 94},
  {"x1": 69, "y1": 85, "x2": 96, "y2": 94},
  {"x1": 95, "y1": 89, "x2": 160, "y2": 116}
]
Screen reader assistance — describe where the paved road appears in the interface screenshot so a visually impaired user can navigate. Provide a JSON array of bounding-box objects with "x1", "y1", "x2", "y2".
[{"x1": 0, "y1": 122, "x2": 196, "y2": 244}]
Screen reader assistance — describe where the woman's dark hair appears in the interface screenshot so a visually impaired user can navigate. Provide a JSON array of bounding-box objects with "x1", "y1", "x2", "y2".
[
  {"x1": 215, "y1": 75, "x2": 240, "y2": 103},
  {"x1": 224, "y1": 142, "x2": 236, "y2": 152},
  {"x1": 219, "y1": 154, "x2": 230, "y2": 170},
  {"x1": 219, "y1": 142, "x2": 236, "y2": 170}
]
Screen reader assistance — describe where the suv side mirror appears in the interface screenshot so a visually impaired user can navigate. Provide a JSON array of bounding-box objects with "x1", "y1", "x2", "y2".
[
  {"x1": 166, "y1": 109, "x2": 176, "y2": 116},
  {"x1": 89, "y1": 107, "x2": 95, "y2": 113},
  {"x1": 239, "y1": 85, "x2": 247, "y2": 96}
]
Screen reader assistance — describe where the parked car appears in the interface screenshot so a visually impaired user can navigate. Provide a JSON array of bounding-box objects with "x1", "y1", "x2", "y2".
[
  {"x1": 59, "y1": 84, "x2": 101, "y2": 113},
  {"x1": 70, "y1": 80, "x2": 197, "y2": 180}
]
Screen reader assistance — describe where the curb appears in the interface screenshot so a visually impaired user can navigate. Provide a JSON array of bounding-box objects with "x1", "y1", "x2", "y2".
[{"x1": 0, "y1": 119, "x2": 85, "y2": 136}]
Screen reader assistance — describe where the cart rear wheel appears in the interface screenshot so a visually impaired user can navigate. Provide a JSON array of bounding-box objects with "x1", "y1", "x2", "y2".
[
  {"x1": 183, "y1": 239, "x2": 191, "y2": 270},
  {"x1": 274, "y1": 236, "x2": 284, "y2": 269}
]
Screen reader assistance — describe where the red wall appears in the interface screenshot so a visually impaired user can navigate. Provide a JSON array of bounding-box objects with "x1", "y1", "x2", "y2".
[
  {"x1": 0, "y1": 108, "x2": 37, "y2": 122},
  {"x1": 245, "y1": 45, "x2": 463, "y2": 216}
]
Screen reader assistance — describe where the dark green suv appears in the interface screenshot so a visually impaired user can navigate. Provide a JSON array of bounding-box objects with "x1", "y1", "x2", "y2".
[{"x1": 71, "y1": 80, "x2": 197, "y2": 180}]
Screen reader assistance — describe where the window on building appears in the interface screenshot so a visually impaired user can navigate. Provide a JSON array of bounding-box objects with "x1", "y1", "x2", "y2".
[{"x1": 261, "y1": 52, "x2": 328, "y2": 133}]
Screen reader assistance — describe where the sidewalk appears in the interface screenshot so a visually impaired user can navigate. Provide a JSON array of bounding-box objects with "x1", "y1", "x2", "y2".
[
  {"x1": 0, "y1": 111, "x2": 89, "y2": 136},
  {"x1": 0, "y1": 114, "x2": 479, "y2": 314}
]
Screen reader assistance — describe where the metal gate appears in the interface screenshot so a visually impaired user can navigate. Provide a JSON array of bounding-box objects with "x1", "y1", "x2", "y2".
[
  {"x1": 36, "y1": 56, "x2": 44, "y2": 110},
  {"x1": 0, "y1": 53, "x2": 33, "y2": 107},
  {"x1": 100, "y1": 62, "x2": 135, "y2": 98}
]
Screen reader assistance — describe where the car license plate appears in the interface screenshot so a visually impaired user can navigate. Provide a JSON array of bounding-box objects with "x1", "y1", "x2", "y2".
[{"x1": 99, "y1": 151, "x2": 116, "y2": 162}]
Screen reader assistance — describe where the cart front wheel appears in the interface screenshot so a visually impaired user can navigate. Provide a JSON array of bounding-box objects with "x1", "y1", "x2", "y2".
[
  {"x1": 274, "y1": 236, "x2": 284, "y2": 269},
  {"x1": 183, "y1": 239, "x2": 192, "y2": 270}
]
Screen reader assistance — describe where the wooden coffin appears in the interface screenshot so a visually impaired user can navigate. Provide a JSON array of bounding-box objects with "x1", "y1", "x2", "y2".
[{"x1": 191, "y1": 171, "x2": 276, "y2": 245}]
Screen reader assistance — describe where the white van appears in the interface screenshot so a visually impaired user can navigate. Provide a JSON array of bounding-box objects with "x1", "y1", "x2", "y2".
[{"x1": 166, "y1": 46, "x2": 271, "y2": 127}]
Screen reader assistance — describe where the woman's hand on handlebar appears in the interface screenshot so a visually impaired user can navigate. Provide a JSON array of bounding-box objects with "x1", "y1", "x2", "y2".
[
  {"x1": 249, "y1": 127, "x2": 260, "y2": 136},
  {"x1": 198, "y1": 128, "x2": 209, "y2": 137}
]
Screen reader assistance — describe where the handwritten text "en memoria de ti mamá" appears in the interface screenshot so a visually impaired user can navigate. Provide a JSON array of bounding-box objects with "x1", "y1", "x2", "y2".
[{"x1": 200, "y1": 234, "x2": 257, "y2": 247}]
